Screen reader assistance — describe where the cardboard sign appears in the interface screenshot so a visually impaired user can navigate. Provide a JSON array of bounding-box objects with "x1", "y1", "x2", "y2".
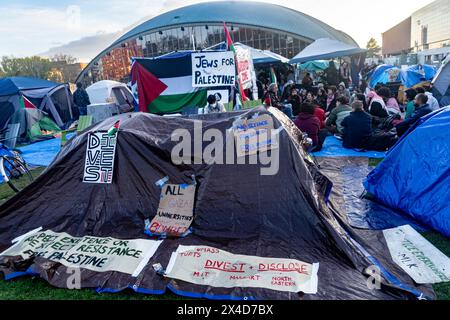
[
  {"x1": 165, "y1": 245, "x2": 319, "y2": 294},
  {"x1": 147, "y1": 183, "x2": 196, "y2": 237},
  {"x1": 233, "y1": 114, "x2": 279, "y2": 157},
  {"x1": 192, "y1": 52, "x2": 236, "y2": 88},
  {"x1": 0, "y1": 230, "x2": 162, "y2": 276},
  {"x1": 206, "y1": 90, "x2": 230, "y2": 104},
  {"x1": 235, "y1": 46, "x2": 253, "y2": 90},
  {"x1": 383, "y1": 225, "x2": 450, "y2": 284},
  {"x1": 83, "y1": 131, "x2": 117, "y2": 184}
]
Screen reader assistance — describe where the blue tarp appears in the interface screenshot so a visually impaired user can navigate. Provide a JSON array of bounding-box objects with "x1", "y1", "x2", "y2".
[
  {"x1": 313, "y1": 136, "x2": 386, "y2": 158},
  {"x1": 0, "y1": 77, "x2": 58, "y2": 96},
  {"x1": 364, "y1": 107, "x2": 450, "y2": 237},
  {"x1": 407, "y1": 64, "x2": 436, "y2": 81}
]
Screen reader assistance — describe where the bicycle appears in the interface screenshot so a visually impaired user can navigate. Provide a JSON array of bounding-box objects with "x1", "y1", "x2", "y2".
[{"x1": 0, "y1": 128, "x2": 34, "y2": 193}]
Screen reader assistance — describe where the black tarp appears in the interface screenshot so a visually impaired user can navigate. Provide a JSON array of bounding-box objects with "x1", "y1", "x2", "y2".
[{"x1": 0, "y1": 107, "x2": 434, "y2": 300}]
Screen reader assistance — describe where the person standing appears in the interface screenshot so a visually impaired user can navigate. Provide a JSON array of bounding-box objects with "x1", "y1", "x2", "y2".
[
  {"x1": 324, "y1": 61, "x2": 339, "y2": 86},
  {"x1": 339, "y1": 62, "x2": 352, "y2": 87},
  {"x1": 73, "y1": 82, "x2": 91, "y2": 116}
]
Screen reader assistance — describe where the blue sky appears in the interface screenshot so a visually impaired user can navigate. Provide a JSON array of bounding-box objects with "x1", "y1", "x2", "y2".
[{"x1": 0, "y1": 0, "x2": 435, "y2": 59}]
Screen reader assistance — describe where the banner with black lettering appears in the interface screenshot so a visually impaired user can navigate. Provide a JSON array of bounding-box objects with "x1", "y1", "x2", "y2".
[
  {"x1": 146, "y1": 183, "x2": 196, "y2": 238},
  {"x1": 192, "y1": 52, "x2": 236, "y2": 88},
  {"x1": 165, "y1": 245, "x2": 319, "y2": 294},
  {"x1": 0, "y1": 230, "x2": 162, "y2": 276},
  {"x1": 83, "y1": 131, "x2": 117, "y2": 184}
]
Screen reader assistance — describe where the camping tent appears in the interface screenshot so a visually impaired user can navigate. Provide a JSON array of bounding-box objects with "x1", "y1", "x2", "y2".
[
  {"x1": 365, "y1": 107, "x2": 450, "y2": 237},
  {"x1": 0, "y1": 107, "x2": 434, "y2": 300},
  {"x1": 0, "y1": 77, "x2": 74, "y2": 143},
  {"x1": 86, "y1": 80, "x2": 136, "y2": 112},
  {"x1": 432, "y1": 56, "x2": 450, "y2": 106},
  {"x1": 368, "y1": 64, "x2": 433, "y2": 89},
  {"x1": 289, "y1": 38, "x2": 366, "y2": 64}
]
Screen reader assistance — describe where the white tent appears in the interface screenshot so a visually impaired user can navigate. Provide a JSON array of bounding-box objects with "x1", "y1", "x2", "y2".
[
  {"x1": 290, "y1": 38, "x2": 366, "y2": 64},
  {"x1": 86, "y1": 80, "x2": 135, "y2": 109},
  {"x1": 206, "y1": 42, "x2": 289, "y2": 64}
]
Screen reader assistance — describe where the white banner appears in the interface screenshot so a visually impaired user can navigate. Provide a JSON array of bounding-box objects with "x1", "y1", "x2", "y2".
[
  {"x1": 233, "y1": 114, "x2": 279, "y2": 157},
  {"x1": 192, "y1": 52, "x2": 236, "y2": 88},
  {"x1": 235, "y1": 46, "x2": 253, "y2": 90},
  {"x1": 147, "y1": 183, "x2": 196, "y2": 237},
  {"x1": 383, "y1": 225, "x2": 450, "y2": 284},
  {"x1": 165, "y1": 245, "x2": 319, "y2": 294},
  {"x1": 83, "y1": 131, "x2": 117, "y2": 184},
  {"x1": 0, "y1": 230, "x2": 162, "y2": 276}
]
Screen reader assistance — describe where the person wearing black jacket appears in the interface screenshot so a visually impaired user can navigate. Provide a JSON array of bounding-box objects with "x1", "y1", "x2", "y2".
[
  {"x1": 324, "y1": 61, "x2": 339, "y2": 86},
  {"x1": 396, "y1": 94, "x2": 434, "y2": 137}
]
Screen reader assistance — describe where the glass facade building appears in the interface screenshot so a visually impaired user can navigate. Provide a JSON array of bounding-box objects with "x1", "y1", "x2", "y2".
[{"x1": 78, "y1": 1, "x2": 357, "y2": 84}]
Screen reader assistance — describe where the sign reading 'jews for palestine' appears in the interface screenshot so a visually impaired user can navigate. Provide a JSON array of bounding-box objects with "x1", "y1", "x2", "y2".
[
  {"x1": 192, "y1": 52, "x2": 236, "y2": 88},
  {"x1": 83, "y1": 131, "x2": 117, "y2": 184},
  {"x1": 146, "y1": 184, "x2": 196, "y2": 237},
  {"x1": 0, "y1": 230, "x2": 162, "y2": 276},
  {"x1": 165, "y1": 245, "x2": 319, "y2": 294},
  {"x1": 233, "y1": 114, "x2": 279, "y2": 157}
]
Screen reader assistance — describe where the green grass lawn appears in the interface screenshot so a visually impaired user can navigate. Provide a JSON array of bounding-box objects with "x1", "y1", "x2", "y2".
[{"x1": 0, "y1": 167, "x2": 449, "y2": 300}]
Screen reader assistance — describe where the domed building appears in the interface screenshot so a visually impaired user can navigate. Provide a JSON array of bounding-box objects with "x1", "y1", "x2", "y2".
[{"x1": 78, "y1": 1, "x2": 357, "y2": 84}]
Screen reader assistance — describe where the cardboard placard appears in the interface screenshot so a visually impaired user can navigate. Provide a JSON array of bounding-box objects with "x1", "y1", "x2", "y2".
[
  {"x1": 83, "y1": 131, "x2": 117, "y2": 184},
  {"x1": 235, "y1": 46, "x2": 253, "y2": 89},
  {"x1": 192, "y1": 52, "x2": 236, "y2": 88},
  {"x1": 165, "y1": 245, "x2": 319, "y2": 294},
  {"x1": 233, "y1": 114, "x2": 279, "y2": 157},
  {"x1": 383, "y1": 225, "x2": 450, "y2": 284},
  {"x1": 0, "y1": 230, "x2": 162, "y2": 276},
  {"x1": 147, "y1": 183, "x2": 196, "y2": 237}
]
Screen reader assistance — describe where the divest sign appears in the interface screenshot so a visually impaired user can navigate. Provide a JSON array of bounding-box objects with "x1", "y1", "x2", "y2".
[
  {"x1": 384, "y1": 225, "x2": 450, "y2": 284},
  {"x1": 83, "y1": 131, "x2": 117, "y2": 184},
  {"x1": 0, "y1": 230, "x2": 162, "y2": 276},
  {"x1": 233, "y1": 114, "x2": 279, "y2": 157},
  {"x1": 146, "y1": 183, "x2": 196, "y2": 237},
  {"x1": 192, "y1": 52, "x2": 236, "y2": 88},
  {"x1": 165, "y1": 245, "x2": 319, "y2": 294}
]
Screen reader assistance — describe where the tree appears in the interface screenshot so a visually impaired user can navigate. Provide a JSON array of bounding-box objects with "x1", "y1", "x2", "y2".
[
  {"x1": 366, "y1": 38, "x2": 381, "y2": 59},
  {"x1": 0, "y1": 56, "x2": 52, "y2": 79}
]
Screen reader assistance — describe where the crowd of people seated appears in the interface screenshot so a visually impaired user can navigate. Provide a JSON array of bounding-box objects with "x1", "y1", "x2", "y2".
[{"x1": 259, "y1": 70, "x2": 442, "y2": 153}]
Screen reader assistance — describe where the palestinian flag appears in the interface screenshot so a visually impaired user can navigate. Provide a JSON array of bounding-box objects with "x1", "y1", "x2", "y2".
[
  {"x1": 108, "y1": 120, "x2": 120, "y2": 136},
  {"x1": 224, "y1": 22, "x2": 247, "y2": 103},
  {"x1": 20, "y1": 95, "x2": 37, "y2": 109},
  {"x1": 131, "y1": 56, "x2": 207, "y2": 114},
  {"x1": 270, "y1": 67, "x2": 277, "y2": 85}
]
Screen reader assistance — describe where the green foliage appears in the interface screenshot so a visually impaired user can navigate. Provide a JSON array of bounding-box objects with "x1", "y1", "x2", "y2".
[{"x1": 366, "y1": 37, "x2": 381, "y2": 59}]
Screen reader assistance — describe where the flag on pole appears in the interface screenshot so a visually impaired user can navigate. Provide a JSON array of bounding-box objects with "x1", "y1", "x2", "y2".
[
  {"x1": 108, "y1": 121, "x2": 120, "y2": 136},
  {"x1": 270, "y1": 67, "x2": 278, "y2": 85},
  {"x1": 223, "y1": 22, "x2": 247, "y2": 105},
  {"x1": 19, "y1": 95, "x2": 37, "y2": 109}
]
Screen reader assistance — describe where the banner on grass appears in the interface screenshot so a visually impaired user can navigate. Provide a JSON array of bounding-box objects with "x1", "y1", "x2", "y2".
[
  {"x1": 384, "y1": 225, "x2": 450, "y2": 284},
  {"x1": 0, "y1": 230, "x2": 162, "y2": 276},
  {"x1": 165, "y1": 245, "x2": 319, "y2": 294},
  {"x1": 146, "y1": 183, "x2": 196, "y2": 237},
  {"x1": 192, "y1": 52, "x2": 236, "y2": 88},
  {"x1": 83, "y1": 131, "x2": 117, "y2": 184},
  {"x1": 233, "y1": 114, "x2": 279, "y2": 157}
]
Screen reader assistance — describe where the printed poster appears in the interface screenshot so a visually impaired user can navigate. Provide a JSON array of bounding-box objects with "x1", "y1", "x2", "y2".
[
  {"x1": 233, "y1": 114, "x2": 279, "y2": 157},
  {"x1": 192, "y1": 52, "x2": 236, "y2": 88},
  {"x1": 83, "y1": 131, "x2": 117, "y2": 184},
  {"x1": 383, "y1": 225, "x2": 450, "y2": 284},
  {"x1": 165, "y1": 245, "x2": 319, "y2": 294},
  {"x1": 146, "y1": 183, "x2": 196, "y2": 237},
  {"x1": 0, "y1": 230, "x2": 162, "y2": 276}
]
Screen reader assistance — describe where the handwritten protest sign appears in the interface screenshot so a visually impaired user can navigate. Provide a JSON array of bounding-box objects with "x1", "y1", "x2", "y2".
[
  {"x1": 235, "y1": 46, "x2": 253, "y2": 90},
  {"x1": 383, "y1": 225, "x2": 450, "y2": 284},
  {"x1": 165, "y1": 245, "x2": 319, "y2": 294},
  {"x1": 0, "y1": 230, "x2": 162, "y2": 276},
  {"x1": 192, "y1": 52, "x2": 236, "y2": 88},
  {"x1": 83, "y1": 131, "x2": 117, "y2": 184},
  {"x1": 146, "y1": 183, "x2": 196, "y2": 237},
  {"x1": 233, "y1": 114, "x2": 279, "y2": 157}
]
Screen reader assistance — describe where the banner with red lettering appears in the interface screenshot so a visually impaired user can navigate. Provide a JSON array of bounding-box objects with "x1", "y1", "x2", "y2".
[
  {"x1": 146, "y1": 183, "x2": 196, "y2": 237},
  {"x1": 235, "y1": 46, "x2": 253, "y2": 90},
  {"x1": 165, "y1": 245, "x2": 319, "y2": 294}
]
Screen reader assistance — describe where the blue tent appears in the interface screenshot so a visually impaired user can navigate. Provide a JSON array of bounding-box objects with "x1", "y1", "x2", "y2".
[
  {"x1": 364, "y1": 107, "x2": 450, "y2": 237},
  {"x1": 0, "y1": 77, "x2": 58, "y2": 97},
  {"x1": 368, "y1": 65, "x2": 431, "y2": 89},
  {"x1": 407, "y1": 64, "x2": 436, "y2": 81}
]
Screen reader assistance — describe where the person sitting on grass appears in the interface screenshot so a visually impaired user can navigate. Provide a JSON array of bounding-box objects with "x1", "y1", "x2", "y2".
[
  {"x1": 294, "y1": 103, "x2": 327, "y2": 152},
  {"x1": 325, "y1": 95, "x2": 352, "y2": 135},
  {"x1": 396, "y1": 93, "x2": 434, "y2": 137}
]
